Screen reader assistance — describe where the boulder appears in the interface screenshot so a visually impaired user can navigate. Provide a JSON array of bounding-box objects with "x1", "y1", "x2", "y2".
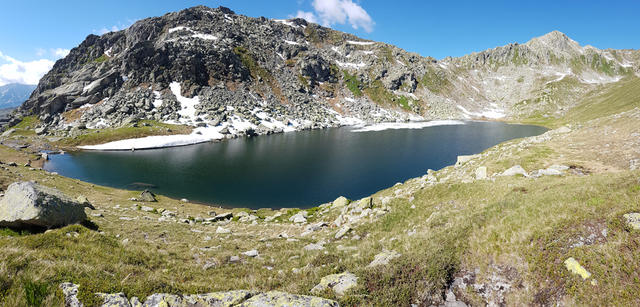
[
  {"x1": 60, "y1": 283, "x2": 82, "y2": 307},
  {"x1": 500, "y1": 165, "x2": 528, "y2": 177},
  {"x1": 311, "y1": 272, "x2": 358, "y2": 297},
  {"x1": 475, "y1": 166, "x2": 487, "y2": 180},
  {"x1": 332, "y1": 196, "x2": 349, "y2": 208},
  {"x1": 623, "y1": 213, "x2": 640, "y2": 230},
  {"x1": 237, "y1": 291, "x2": 339, "y2": 307},
  {"x1": 455, "y1": 154, "x2": 480, "y2": 167},
  {"x1": 139, "y1": 190, "x2": 157, "y2": 202},
  {"x1": 367, "y1": 250, "x2": 402, "y2": 267},
  {"x1": 335, "y1": 226, "x2": 351, "y2": 239},
  {"x1": 96, "y1": 292, "x2": 130, "y2": 306},
  {"x1": 0, "y1": 181, "x2": 94, "y2": 229}
]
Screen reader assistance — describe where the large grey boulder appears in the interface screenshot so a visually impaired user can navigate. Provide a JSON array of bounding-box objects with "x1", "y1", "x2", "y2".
[
  {"x1": 0, "y1": 181, "x2": 94, "y2": 229},
  {"x1": 139, "y1": 190, "x2": 157, "y2": 202},
  {"x1": 237, "y1": 291, "x2": 339, "y2": 307},
  {"x1": 311, "y1": 272, "x2": 358, "y2": 297}
]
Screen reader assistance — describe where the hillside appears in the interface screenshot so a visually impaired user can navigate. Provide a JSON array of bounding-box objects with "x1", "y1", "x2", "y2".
[
  {"x1": 0, "y1": 83, "x2": 35, "y2": 109},
  {"x1": 4, "y1": 6, "x2": 638, "y2": 145}
]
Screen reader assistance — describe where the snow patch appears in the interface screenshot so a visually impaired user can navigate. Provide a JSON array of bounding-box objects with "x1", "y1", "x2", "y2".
[
  {"x1": 170, "y1": 82, "x2": 200, "y2": 123},
  {"x1": 457, "y1": 105, "x2": 505, "y2": 119},
  {"x1": 352, "y1": 120, "x2": 465, "y2": 132},
  {"x1": 168, "y1": 26, "x2": 190, "y2": 33},
  {"x1": 346, "y1": 40, "x2": 374, "y2": 46},
  {"x1": 336, "y1": 61, "x2": 366, "y2": 69},
  {"x1": 152, "y1": 91, "x2": 163, "y2": 109},
  {"x1": 192, "y1": 33, "x2": 217, "y2": 40},
  {"x1": 284, "y1": 40, "x2": 300, "y2": 45}
]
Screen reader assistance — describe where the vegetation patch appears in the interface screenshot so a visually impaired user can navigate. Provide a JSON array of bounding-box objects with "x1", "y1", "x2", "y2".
[{"x1": 54, "y1": 120, "x2": 192, "y2": 147}]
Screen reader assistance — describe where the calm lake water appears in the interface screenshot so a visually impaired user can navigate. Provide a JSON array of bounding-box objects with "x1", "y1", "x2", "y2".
[{"x1": 44, "y1": 121, "x2": 546, "y2": 208}]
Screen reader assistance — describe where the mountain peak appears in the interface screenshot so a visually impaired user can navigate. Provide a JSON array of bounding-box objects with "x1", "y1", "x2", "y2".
[{"x1": 525, "y1": 30, "x2": 583, "y2": 54}]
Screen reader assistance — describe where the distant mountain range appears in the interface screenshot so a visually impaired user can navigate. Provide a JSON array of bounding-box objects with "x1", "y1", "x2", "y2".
[
  {"x1": 0, "y1": 83, "x2": 36, "y2": 109},
  {"x1": 8, "y1": 6, "x2": 640, "y2": 135}
]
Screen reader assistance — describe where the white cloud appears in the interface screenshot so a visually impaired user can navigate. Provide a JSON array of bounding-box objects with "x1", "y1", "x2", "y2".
[
  {"x1": 52, "y1": 48, "x2": 70, "y2": 58},
  {"x1": 0, "y1": 51, "x2": 55, "y2": 86},
  {"x1": 294, "y1": 10, "x2": 318, "y2": 23},
  {"x1": 297, "y1": 0, "x2": 375, "y2": 32}
]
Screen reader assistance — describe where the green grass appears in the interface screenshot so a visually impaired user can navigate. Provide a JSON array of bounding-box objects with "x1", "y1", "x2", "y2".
[
  {"x1": 54, "y1": 120, "x2": 191, "y2": 147},
  {"x1": 9, "y1": 116, "x2": 40, "y2": 136},
  {"x1": 93, "y1": 55, "x2": 109, "y2": 63},
  {"x1": 342, "y1": 71, "x2": 362, "y2": 97},
  {"x1": 419, "y1": 67, "x2": 451, "y2": 95},
  {"x1": 23, "y1": 280, "x2": 48, "y2": 307}
]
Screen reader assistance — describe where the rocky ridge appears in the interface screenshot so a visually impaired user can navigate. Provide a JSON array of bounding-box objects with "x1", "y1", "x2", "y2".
[{"x1": 5, "y1": 6, "x2": 639, "y2": 143}]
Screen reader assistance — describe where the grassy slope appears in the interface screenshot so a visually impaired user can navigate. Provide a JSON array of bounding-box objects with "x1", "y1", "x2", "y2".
[{"x1": 0, "y1": 77, "x2": 639, "y2": 306}]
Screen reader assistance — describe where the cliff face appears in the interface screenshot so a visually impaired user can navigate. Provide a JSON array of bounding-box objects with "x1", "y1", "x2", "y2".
[{"x1": 11, "y1": 6, "x2": 639, "y2": 135}]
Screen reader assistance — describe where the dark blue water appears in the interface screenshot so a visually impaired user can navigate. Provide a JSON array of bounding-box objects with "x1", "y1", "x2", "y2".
[{"x1": 44, "y1": 121, "x2": 546, "y2": 208}]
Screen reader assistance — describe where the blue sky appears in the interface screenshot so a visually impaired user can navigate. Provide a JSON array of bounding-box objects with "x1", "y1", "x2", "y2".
[{"x1": 1, "y1": 0, "x2": 639, "y2": 85}]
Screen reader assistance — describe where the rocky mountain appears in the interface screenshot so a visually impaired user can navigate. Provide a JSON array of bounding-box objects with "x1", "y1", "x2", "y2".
[
  {"x1": 7, "y1": 6, "x2": 639, "y2": 138},
  {"x1": 0, "y1": 83, "x2": 36, "y2": 109}
]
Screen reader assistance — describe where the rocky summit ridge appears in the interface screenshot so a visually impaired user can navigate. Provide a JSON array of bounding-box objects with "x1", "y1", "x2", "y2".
[{"x1": 6, "y1": 6, "x2": 639, "y2": 140}]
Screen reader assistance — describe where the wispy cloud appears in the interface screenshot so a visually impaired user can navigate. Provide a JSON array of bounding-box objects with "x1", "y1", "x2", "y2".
[
  {"x1": 52, "y1": 48, "x2": 70, "y2": 58},
  {"x1": 293, "y1": 0, "x2": 375, "y2": 33},
  {"x1": 93, "y1": 19, "x2": 137, "y2": 35},
  {"x1": 0, "y1": 51, "x2": 55, "y2": 86}
]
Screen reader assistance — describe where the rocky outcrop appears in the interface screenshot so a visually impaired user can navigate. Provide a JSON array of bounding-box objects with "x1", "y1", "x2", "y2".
[
  {"x1": 0, "y1": 181, "x2": 94, "y2": 229},
  {"x1": 60, "y1": 284, "x2": 339, "y2": 307}
]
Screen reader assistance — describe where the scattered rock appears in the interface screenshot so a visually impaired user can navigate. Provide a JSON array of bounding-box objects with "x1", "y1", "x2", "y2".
[
  {"x1": 290, "y1": 212, "x2": 307, "y2": 224},
  {"x1": 237, "y1": 291, "x2": 338, "y2": 307},
  {"x1": 500, "y1": 165, "x2": 528, "y2": 177},
  {"x1": 0, "y1": 181, "x2": 94, "y2": 229},
  {"x1": 564, "y1": 257, "x2": 596, "y2": 285},
  {"x1": 623, "y1": 213, "x2": 640, "y2": 230},
  {"x1": 96, "y1": 292, "x2": 130, "y2": 306},
  {"x1": 367, "y1": 250, "x2": 401, "y2": 267},
  {"x1": 140, "y1": 206, "x2": 154, "y2": 212},
  {"x1": 304, "y1": 243, "x2": 325, "y2": 251},
  {"x1": 475, "y1": 166, "x2": 487, "y2": 180},
  {"x1": 216, "y1": 226, "x2": 231, "y2": 234},
  {"x1": 60, "y1": 283, "x2": 82, "y2": 307},
  {"x1": 242, "y1": 249, "x2": 259, "y2": 257},
  {"x1": 139, "y1": 190, "x2": 157, "y2": 202},
  {"x1": 335, "y1": 226, "x2": 351, "y2": 239},
  {"x1": 311, "y1": 272, "x2": 358, "y2": 297},
  {"x1": 455, "y1": 154, "x2": 480, "y2": 167},
  {"x1": 332, "y1": 196, "x2": 350, "y2": 208},
  {"x1": 229, "y1": 255, "x2": 241, "y2": 263}
]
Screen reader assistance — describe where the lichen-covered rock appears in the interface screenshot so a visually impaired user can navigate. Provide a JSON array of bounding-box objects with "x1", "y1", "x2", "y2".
[
  {"x1": 0, "y1": 181, "x2": 94, "y2": 229},
  {"x1": 183, "y1": 291, "x2": 255, "y2": 306},
  {"x1": 142, "y1": 293, "x2": 183, "y2": 307},
  {"x1": 236, "y1": 291, "x2": 338, "y2": 307},
  {"x1": 334, "y1": 226, "x2": 351, "y2": 239},
  {"x1": 367, "y1": 250, "x2": 401, "y2": 267},
  {"x1": 332, "y1": 196, "x2": 349, "y2": 208},
  {"x1": 564, "y1": 257, "x2": 592, "y2": 280},
  {"x1": 60, "y1": 282, "x2": 83, "y2": 307},
  {"x1": 311, "y1": 272, "x2": 358, "y2": 297},
  {"x1": 475, "y1": 166, "x2": 487, "y2": 180},
  {"x1": 623, "y1": 213, "x2": 640, "y2": 230},
  {"x1": 96, "y1": 292, "x2": 131, "y2": 306}
]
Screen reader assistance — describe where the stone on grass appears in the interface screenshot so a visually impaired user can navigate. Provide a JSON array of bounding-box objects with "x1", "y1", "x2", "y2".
[
  {"x1": 304, "y1": 243, "x2": 325, "y2": 251},
  {"x1": 184, "y1": 291, "x2": 255, "y2": 306},
  {"x1": 139, "y1": 190, "x2": 157, "y2": 202},
  {"x1": 332, "y1": 196, "x2": 349, "y2": 208},
  {"x1": 237, "y1": 291, "x2": 338, "y2": 307},
  {"x1": 96, "y1": 292, "x2": 130, "y2": 306},
  {"x1": 60, "y1": 283, "x2": 82, "y2": 307},
  {"x1": 311, "y1": 272, "x2": 358, "y2": 297},
  {"x1": 564, "y1": 257, "x2": 592, "y2": 280},
  {"x1": 216, "y1": 226, "x2": 231, "y2": 234},
  {"x1": 500, "y1": 165, "x2": 528, "y2": 177},
  {"x1": 455, "y1": 154, "x2": 479, "y2": 167},
  {"x1": 623, "y1": 213, "x2": 640, "y2": 230},
  {"x1": 367, "y1": 250, "x2": 402, "y2": 267},
  {"x1": 243, "y1": 250, "x2": 259, "y2": 257},
  {"x1": 475, "y1": 166, "x2": 487, "y2": 180},
  {"x1": 0, "y1": 181, "x2": 94, "y2": 229},
  {"x1": 335, "y1": 226, "x2": 351, "y2": 239}
]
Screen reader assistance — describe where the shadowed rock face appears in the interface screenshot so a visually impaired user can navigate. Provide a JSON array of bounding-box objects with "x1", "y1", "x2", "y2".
[{"x1": 0, "y1": 181, "x2": 94, "y2": 229}]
